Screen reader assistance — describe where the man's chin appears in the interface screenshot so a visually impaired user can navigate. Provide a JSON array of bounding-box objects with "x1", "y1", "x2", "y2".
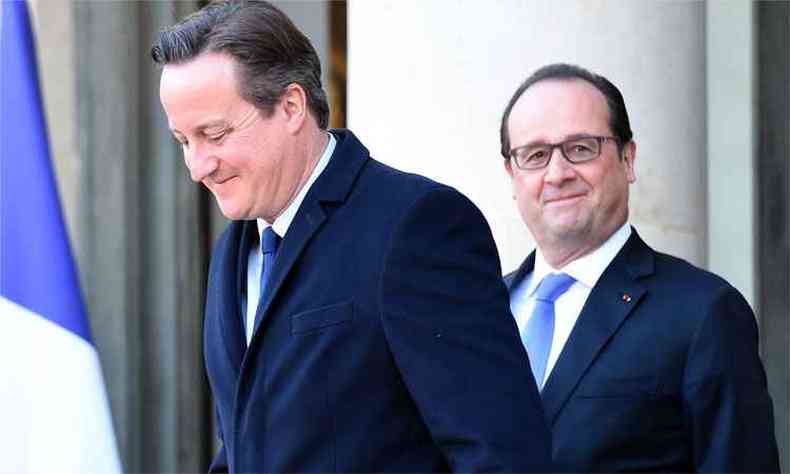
[
  {"x1": 216, "y1": 200, "x2": 251, "y2": 221},
  {"x1": 545, "y1": 211, "x2": 585, "y2": 231},
  {"x1": 544, "y1": 218, "x2": 590, "y2": 243}
]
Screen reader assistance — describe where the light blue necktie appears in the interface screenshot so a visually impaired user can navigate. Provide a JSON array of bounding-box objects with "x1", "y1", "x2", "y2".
[{"x1": 525, "y1": 272, "x2": 575, "y2": 390}]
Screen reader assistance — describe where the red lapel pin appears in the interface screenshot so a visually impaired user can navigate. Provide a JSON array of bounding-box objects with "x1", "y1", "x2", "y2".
[{"x1": 621, "y1": 293, "x2": 632, "y2": 303}]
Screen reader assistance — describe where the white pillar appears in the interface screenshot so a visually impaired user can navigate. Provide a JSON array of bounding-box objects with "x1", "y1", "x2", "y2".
[{"x1": 706, "y1": 1, "x2": 756, "y2": 306}]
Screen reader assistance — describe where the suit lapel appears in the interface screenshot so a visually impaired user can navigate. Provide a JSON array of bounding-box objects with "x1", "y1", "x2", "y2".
[
  {"x1": 211, "y1": 220, "x2": 251, "y2": 374},
  {"x1": 505, "y1": 251, "x2": 536, "y2": 291},
  {"x1": 252, "y1": 198, "x2": 326, "y2": 336},
  {"x1": 249, "y1": 130, "x2": 370, "y2": 341},
  {"x1": 540, "y1": 230, "x2": 654, "y2": 425}
]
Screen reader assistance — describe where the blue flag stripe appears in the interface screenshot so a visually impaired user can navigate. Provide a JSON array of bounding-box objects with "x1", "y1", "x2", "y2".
[{"x1": 0, "y1": 0, "x2": 92, "y2": 343}]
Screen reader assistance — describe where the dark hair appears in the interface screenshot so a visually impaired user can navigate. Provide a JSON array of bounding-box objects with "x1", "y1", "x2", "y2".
[
  {"x1": 151, "y1": 0, "x2": 329, "y2": 129},
  {"x1": 499, "y1": 63, "x2": 633, "y2": 159}
]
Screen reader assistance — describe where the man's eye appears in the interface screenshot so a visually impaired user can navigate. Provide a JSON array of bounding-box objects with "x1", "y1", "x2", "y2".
[
  {"x1": 173, "y1": 136, "x2": 188, "y2": 147},
  {"x1": 526, "y1": 150, "x2": 547, "y2": 162},
  {"x1": 207, "y1": 131, "x2": 226, "y2": 143}
]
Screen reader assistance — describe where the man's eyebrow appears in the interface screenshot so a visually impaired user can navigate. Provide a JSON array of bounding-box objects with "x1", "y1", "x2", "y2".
[
  {"x1": 563, "y1": 133, "x2": 599, "y2": 141},
  {"x1": 196, "y1": 120, "x2": 228, "y2": 132},
  {"x1": 169, "y1": 120, "x2": 228, "y2": 136},
  {"x1": 520, "y1": 133, "x2": 599, "y2": 148}
]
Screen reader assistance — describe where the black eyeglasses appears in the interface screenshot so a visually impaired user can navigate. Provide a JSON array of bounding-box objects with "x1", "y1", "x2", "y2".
[{"x1": 509, "y1": 136, "x2": 620, "y2": 170}]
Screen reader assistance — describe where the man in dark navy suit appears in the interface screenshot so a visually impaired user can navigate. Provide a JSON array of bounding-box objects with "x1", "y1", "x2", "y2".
[
  {"x1": 151, "y1": 1, "x2": 551, "y2": 472},
  {"x1": 500, "y1": 63, "x2": 779, "y2": 472}
]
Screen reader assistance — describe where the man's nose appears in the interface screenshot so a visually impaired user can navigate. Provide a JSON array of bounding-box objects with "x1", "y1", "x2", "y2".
[
  {"x1": 184, "y1": 145, "x2": 218, "y2": 183},
  {"x1": 543, "y1": 148, "x2": 576, "y2": 184}
]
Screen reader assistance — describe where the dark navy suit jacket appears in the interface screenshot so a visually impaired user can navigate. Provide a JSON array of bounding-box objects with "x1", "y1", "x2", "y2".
[
  {"x1": 204, "y1": 129, "x2": 552, "y2": 473},
  {"x1": 505, "y1": 229, "x2": 779, "y2": 472}
]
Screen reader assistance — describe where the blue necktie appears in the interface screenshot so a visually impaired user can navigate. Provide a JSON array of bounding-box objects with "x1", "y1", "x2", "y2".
[
  {"x1": 525, "y1": 272, "x2": 575, "y2": 390},
  {"x1": 259, "y1": 227, "x2": 281, "y2": 311}
]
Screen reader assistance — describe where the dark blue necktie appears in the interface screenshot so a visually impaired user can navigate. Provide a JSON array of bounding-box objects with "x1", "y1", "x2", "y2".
[
  {"x1": 525, "y1": 272, "x2": 575, "y2": 390},
  {"x1": 258, "y1": 227, "x2": 281, "y2": 311}
]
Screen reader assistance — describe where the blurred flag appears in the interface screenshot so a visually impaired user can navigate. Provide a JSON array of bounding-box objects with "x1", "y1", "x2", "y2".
[{"x1": 0, "y1": 1, "x2": 123, "y2": 473}]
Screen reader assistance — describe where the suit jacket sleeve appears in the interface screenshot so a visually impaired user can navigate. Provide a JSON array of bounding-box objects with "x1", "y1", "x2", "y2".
[
  {"x1": 683, "y1": 286, "x2": 780, "y2": 472},
  {"x1": 380, "y1": 186, "x2": 552, "y2": 472}
]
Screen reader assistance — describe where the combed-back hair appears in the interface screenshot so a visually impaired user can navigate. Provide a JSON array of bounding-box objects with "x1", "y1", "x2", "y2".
[
  {"x1": 151, "y1": 0, "x2": 330, "y2": 129},
  {"x1": 500, "y1": 63, "x2": 633, "y2": 159}
]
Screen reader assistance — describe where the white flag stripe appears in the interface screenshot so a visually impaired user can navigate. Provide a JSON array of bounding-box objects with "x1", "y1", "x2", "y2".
[{"x1": 0, "y1": 296, "x2": 122, "y2": 474}]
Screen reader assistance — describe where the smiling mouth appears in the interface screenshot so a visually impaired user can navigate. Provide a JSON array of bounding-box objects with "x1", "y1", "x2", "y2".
[
  {"x1": 213, "y1": 176, "x2": 237, "y2": 185},
  {"x1": 544, "y1": 193, "x2": 586, "y2": 206}
]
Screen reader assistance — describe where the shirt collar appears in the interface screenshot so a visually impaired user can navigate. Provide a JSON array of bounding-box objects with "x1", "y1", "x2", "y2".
[
  {"x1": 256, "y1": 132, "x2": 336, "y2": 240},
  {"x1": 528, "y1": 222, "x2": 632, "y2": 295}
]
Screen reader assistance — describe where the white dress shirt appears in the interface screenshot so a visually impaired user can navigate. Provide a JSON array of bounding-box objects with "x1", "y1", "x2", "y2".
[
  {"x1": 244, "y1": 132, "x2": 337, "y2": 344},
  {"x1": 510, "y1": 222, "x2": 632, "y2": 387}
]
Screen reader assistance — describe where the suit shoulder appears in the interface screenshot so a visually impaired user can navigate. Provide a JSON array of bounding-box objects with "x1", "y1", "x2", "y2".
[
  {"x1": 651, "y1": 250, "x2": 740, "y2": 297},
  {"x1": 359, "y1": 158, "x2": 481, "y2": 214},
  {"x1": 361, "y1": 158, "x2": 444, "y2": 193},
  {"x1": 646, "y1": 249, "x2": 756, "y2": 333}
]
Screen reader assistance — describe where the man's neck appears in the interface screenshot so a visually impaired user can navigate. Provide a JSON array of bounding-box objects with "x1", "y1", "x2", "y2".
[
  {"x1": 305, "y1": 128, "x2": 330, "y2": 166},
  {"x1": 540, "y1": 242, "x2": 599, "y2": 270},
  {"x1": 266, "y1": 128, "x2": 330, "y2": 223},
  {"x1": 537, "y1": 220, "x2": 627, "y2": 269},
  {"x1": 298, "y1": 128, "x2": 330, "y2": 188}
]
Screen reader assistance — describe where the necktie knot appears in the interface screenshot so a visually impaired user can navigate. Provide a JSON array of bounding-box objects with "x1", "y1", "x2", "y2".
[
  {"x1": 535, "y1": 272, "x2": 575, "y2": 303},
  {"x1": 261, "y1": 227, "x2": 281, "y2": 255}
]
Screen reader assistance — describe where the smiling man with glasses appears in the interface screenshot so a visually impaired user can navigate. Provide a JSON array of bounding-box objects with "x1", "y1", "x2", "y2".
[{"x1": 499, "y1": 63, "x2": 779, "y2": 472}]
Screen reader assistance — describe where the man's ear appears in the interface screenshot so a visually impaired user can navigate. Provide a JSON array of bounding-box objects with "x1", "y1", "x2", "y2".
[
  {"x1": 280, "y1": 83, "x2": 308, "y2": 133},
  {"x1": 622, "y1": 140, "x2": 636, "y2": 183},
  {"x1": 504, "y1": 158, "x2": 515, "y2": 178},
  {"x1": 504, "y1": 159, "x2": 519, "y2": 200}
]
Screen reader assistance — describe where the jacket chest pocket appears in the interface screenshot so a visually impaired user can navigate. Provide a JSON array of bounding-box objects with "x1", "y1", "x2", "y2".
[
  {"x1": 291, "y1": 301, "x2": 354, "y2": 335},
  {"x1": 573, "y1": 375, "x2": 682, "y2": 434},
  {"x1": 575, "y1": 375, "x2": 661, "y2": 399}
]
